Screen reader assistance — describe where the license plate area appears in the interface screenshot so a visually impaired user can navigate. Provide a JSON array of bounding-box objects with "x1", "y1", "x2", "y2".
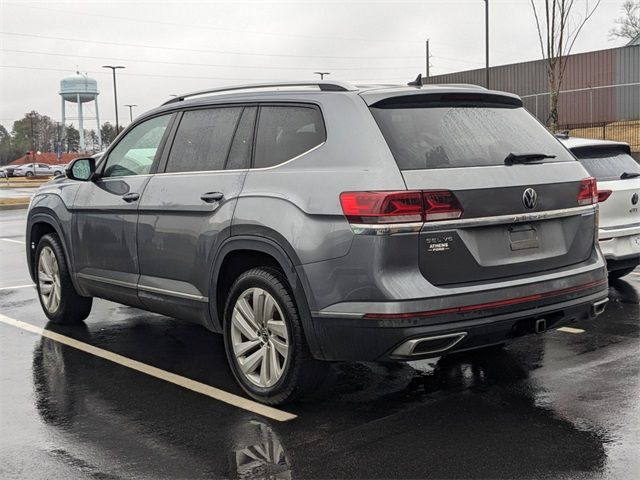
[{"x1": 509, "y1": 224, "x2": 539, "y2": 251}]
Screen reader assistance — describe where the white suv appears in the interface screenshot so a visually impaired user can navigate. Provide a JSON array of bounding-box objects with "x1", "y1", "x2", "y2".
[{"x1": 562, "y1": 137, "x2": 640, "y2": 279}]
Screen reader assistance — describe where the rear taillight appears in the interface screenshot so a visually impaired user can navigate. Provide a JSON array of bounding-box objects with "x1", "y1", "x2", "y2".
[
  {"x1": 423, "y1": 190, "x2": 463, "y2": 221},
  {"x1": 597, "y1": 190, "x2": 612, "y2": 202},
  {"x1": 339, "y1": 190, "x2": 463, "y2": 224},
  {"x1": 577, "y1": 177, "x2": 598, "y2": 206}
]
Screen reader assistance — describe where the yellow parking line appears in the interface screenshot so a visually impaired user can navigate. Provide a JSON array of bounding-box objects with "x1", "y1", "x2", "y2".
[
  {"x1": 556, "y1": 326, "x2": 585, "y2": 334},
  {"x1": 0, "y1": 284, "x2": 34, "y2": 291},
  {"x1": 0, "y1": 313, "x2": 297, "y2": 422}
]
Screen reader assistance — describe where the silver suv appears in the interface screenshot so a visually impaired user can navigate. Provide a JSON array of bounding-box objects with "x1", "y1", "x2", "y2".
[{"x1": 26, "y1": 81, "x2": 609, "y2": 404}]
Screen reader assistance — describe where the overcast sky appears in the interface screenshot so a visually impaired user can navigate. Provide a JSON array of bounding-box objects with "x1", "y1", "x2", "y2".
[{"x1": 0, "y1": 0, "x2": 631, "y2": 130}]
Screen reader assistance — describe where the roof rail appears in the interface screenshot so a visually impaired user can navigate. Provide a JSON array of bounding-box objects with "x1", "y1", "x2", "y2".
[{"x1": 162, "y1": 81, "x2": 358, "y2": 105}]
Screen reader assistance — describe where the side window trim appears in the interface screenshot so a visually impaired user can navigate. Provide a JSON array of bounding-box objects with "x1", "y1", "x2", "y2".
[
  {"x1": 221, "y1": 106, "x2": 246, "y2": 170},
  {"x1": 156, "y1": 110, "x2": 184, "y2": 174},
  {"x1": 96, "y1": 112, "x2": 178, "y2": 178},
  {"x1": 251, "y1": 102, "x2": 326, "y2": 170}
]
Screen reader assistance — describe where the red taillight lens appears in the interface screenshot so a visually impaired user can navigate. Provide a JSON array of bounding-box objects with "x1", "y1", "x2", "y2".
[
  {"x1": 577, "y1": 177, "x2": 598, "y2": 206},
  {"x1": 339, "y1": 191, "x2": 423, "y2": 223},
  {"x1": 597, "y1": 190, "x2": 612, "y2": 202},
  {"x1": 340, "y1": 190, "x2": 463, "y2": 224},
  {"x1": 423, "y1": 190, "x2": 464, "y2": 221}
]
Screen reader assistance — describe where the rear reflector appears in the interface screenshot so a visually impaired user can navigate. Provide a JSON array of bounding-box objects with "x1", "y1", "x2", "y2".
[
  {"x1": 363, "y1": 278, "x2": 607, "y2": 319},
  {"x1": 340, "y1": 190, "x2": 463, "y2": 224},
  {"x1": 577, "y1": 177, "x2": 598, "y2": 206},
  {"x1": 597, "y1": 190, "x2": 612, "y2": 202}
]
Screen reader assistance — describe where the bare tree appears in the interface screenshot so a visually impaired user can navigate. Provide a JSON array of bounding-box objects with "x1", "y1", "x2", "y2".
[
  {"x1": 609, "y1": 1, "x2": 640, "y2": 41},
  {"x1": 530, "y1": 0, "x2": 602, "y2": 130}
]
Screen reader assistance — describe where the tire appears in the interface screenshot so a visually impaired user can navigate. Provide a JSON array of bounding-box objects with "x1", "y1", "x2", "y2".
[
  {"x1": 35, "y1": 233, "x2": 93, "y2": 324},
  {"x1": 609, "y1": 267, "x2": 636, "y2": 281},
  {"x1": 53, "y1": 171, "x2": 62, "y2": 176},
  {"x1": 25, "y1": 171, "x2": 34, "y2": 177},
  {"x1": 223, "y1": 267, "x2": 327, "y2": 405}
]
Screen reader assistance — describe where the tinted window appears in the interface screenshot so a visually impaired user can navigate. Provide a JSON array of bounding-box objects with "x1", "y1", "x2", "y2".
[
  {"x1": 103, "y1": 115, "x2": 171, "y2": 177},
  {"x1": 371, "y1": 102, "x2": 574, "y2": 170},
  {"x1": 166, "y1": 107, "x2": 242, "y2": 173},
  {"x1": 254, "y1": 106, "x2": 325, "y2": 168},
  {"x1": 226, "y1": 107, "x2": 257, "y2": 170},
  {"x1": 573, "y1": 148, "x2": 640, "y2": 181}
]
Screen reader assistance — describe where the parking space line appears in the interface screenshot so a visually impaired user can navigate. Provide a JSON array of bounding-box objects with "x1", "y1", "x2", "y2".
[
  {"x1": 0, "y1": 238, "x2": 25, "y2": 245},
  {"x1": 556, "y1": 326, "x2": 585, "y2": 334},
  {"x1": 0, "y1": 284, "x2": 34, "y2": 291},
  {"x1": 0, "y1": 313, "x2": 297, "y2": 422}
]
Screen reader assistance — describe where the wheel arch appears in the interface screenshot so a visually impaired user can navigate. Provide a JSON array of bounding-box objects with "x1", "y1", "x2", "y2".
[
  {"x1": 27, "y1": 211, "x2": 83, "y2": 294},
  {"x1": 210, "y1": 235, "x2": 324, "y2": 360}
]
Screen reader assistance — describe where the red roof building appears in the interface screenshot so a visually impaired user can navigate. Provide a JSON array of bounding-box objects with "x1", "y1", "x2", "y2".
[{"x1": 10, "y1": 152, "x2": 81, "y2": 166}]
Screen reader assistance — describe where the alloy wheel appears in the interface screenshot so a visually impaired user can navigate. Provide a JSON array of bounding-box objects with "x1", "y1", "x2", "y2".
[
  {"x1": 231, "y1": 287, "x2": 290, "y2": 388},
  {"x1": 38, "y1": 246, "x2": 61, "y2": 313}
]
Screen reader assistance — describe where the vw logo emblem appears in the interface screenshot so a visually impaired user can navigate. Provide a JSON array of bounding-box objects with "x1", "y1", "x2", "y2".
[
  {"x1": 523, "y1": 188, "x2": 538, "y2": 210},
  {"x1": 632, "y1": 193, "x2": 639, "y2": 205}
]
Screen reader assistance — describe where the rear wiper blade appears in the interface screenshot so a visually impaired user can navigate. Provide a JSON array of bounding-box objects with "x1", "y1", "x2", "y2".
[
  {"x1": 620, "y1": 171, "x2": 640, "y2": 179},
  {"x1": 504, "y1": 153, "x2": 556, "y2": 165}
]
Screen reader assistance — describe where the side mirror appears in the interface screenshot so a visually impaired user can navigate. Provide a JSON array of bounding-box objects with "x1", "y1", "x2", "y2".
[{"x1": 65, "y1": 157, "x2": 96, "y2": 181}]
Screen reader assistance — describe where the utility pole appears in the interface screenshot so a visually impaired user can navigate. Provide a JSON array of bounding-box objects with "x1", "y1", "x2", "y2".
[
  {"x1": 313, "y1": 72, "x2": 330, "y2": 80},
  {"x1": 484, "y1": 0, "x2": 490, "y2": 89},
  {"x1": 425, "y1": 39, "x2": 430, "y2": 78},
  {"x1": 102, "y1": 65, "x2": 125, "y2": 134},
  {"x1": 29, "y1": 113, "x2": 36, "y2": 176},
  {"x1": 124, "y1": 104, "x2": 137, "y2": 123}
]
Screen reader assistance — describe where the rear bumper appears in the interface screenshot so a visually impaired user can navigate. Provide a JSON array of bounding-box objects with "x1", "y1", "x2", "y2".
[
  {"x1": 310, "y1": 284, "x2": 608, "y2": 361},
  {"x1": 598, "y1": 232, "x2": 640, "y2": 269}
]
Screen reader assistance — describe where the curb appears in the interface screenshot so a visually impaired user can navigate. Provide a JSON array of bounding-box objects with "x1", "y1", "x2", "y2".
[{"x1": 0, "y1": 203, "x2": 29, "y2": 211}]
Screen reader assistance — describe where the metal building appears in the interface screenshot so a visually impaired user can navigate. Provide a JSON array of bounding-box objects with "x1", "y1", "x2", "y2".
[
  {"x1": 60, "y1": 72, "x2": 101, "y2": 152},
  {"x1": 422, "y1": 45, "x2": 639, "y2": 126}
]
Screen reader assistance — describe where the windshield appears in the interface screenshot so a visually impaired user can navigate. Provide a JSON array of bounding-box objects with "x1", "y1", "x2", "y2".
[
  {"x1": 572, "y1": 148, "x2": 640, "y2": 181},
  {"x1": 370, "y1": 102, "x2": 574, "y2": 170}
]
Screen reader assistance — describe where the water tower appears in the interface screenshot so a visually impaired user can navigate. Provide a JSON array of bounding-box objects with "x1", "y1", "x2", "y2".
[{"x1": 60, "y1": 72, "x2": 101, "y2": 151}]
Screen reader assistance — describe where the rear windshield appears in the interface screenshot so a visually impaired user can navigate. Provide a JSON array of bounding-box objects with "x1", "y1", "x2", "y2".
[
  {"x1": 572, "y1": 148, "x2": 640, "y2": 181},
  {"x1": 370, "y1": 102, "x2": 574, "y2": 170}
]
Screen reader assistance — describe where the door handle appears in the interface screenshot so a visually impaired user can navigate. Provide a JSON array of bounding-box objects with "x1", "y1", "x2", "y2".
[
  {"x1": 122, "y1": 192, "x2": 140, "y2": 203},
  {"x1": 200, "y1": 192, "x2": 224, "y2": 203}
]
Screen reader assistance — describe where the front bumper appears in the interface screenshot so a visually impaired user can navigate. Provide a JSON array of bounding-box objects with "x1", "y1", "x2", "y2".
[{"x1": 311, "y1": 284, "x2": 608, "y2": 361}]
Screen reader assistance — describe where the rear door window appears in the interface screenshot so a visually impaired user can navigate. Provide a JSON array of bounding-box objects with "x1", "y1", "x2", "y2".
[
  {"x1": 166, "y1": 107, "x2": 242, "y2": 173},
  {"x1": 226, "y1": 107, "x2": 257, "y2": 170},
  {"x1": 370, "y1": 99, "x2": 574, "y2": 170},
  {"x1": 254, "y1": 105, "x2": 325, "y2": 168},
  {"x1": 572, "y1": 148, "x2": 640, "y2": 181}
]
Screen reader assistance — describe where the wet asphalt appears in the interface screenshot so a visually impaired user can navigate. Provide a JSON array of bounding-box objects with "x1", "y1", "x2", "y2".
[{"x1": 0, "y1": 209, "x2": 639, "y2": 479}]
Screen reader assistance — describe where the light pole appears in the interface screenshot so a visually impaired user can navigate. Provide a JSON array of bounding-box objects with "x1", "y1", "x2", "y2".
[
  {"x1": 124, "y1": 104, "x2": 137, "y2": 123},
  {"x1": 102, "y1": 65, "x2": 125, "y2": 133},
  {"x1": 314, "y1": 72, "x2": 330, "y2": 80},
  {"x1": 483, "y1": 0, "x2": 489, "y2": 89}
]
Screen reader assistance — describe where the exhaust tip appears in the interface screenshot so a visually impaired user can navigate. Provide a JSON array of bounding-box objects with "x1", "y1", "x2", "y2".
[
  {"x1": 392, "y1": 332, "x2": 467, "y2": 357},
  {"x1": 535, "y1": 318, "x2": 547, "y2": 334},
  {"x1": 592, "y1": 298, "x2": 608, "y2": 317}
]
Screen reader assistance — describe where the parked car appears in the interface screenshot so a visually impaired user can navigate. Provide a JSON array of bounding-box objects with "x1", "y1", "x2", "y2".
[
  {"x1": 560, "y1": 137, "x2": 640, "y2": 279},
  {"x1": 13, "y1": 163, "x2": 65, "y2": 177},
  {"x1": 0, "y1": 165, "x2": 18, "y2": 178},
  {"x1": 26, "y1": 80, "x2": 609, "y2": 404}
]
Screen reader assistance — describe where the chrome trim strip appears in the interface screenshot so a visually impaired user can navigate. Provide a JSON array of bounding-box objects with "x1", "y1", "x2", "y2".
[
  {"x1": 137, "y1": 284, "x2": 208, "y2": 303},
  {"x1": 350, "y1": 222, "x2": 423, "y2": 236},
  {"x1": 77, "y1": 273, "x2": 137, "y2": 289},
  {"x1": 153, "y1": 142, "x2": 326, "y2": 176},
  {"x1": 421, "y1": 205, "x2": 596, "y2": 231},
  {"x1": 77, "y1": 273, "x2": 208, "y2": 303},
  {"x1": 391, "y1": 332, "x2": 468, "y2": 357}
]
